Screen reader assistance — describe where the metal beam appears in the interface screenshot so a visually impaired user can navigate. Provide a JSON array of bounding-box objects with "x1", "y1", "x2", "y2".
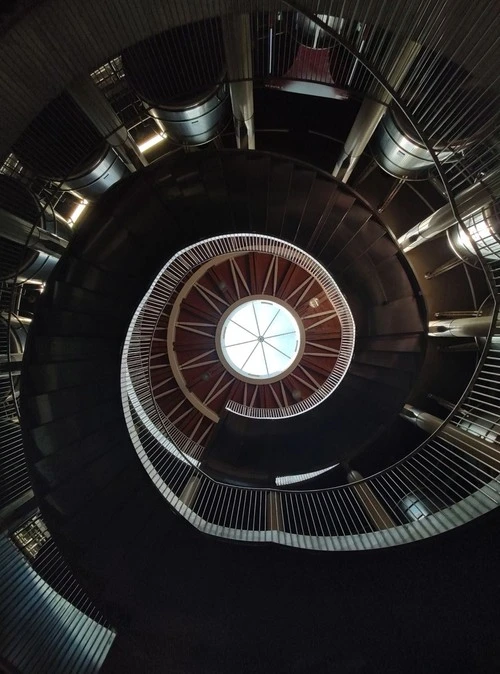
[
  {"x1": 402, "y1": 405, "x2": 500, "y2": 472},
  {"x1": 267, "y1": 491, "x2": 283, "y2": 531},
  {"x1": 428, "y1": 315, "x2": 493, "y2": 338},
  {"x1": 347, "y1": 470, "x2": 395, "y2": 530},
  {"x1": 0, "y1": 208, "x2": 67, "y2": 258},
  {"x1": 222, "y1": 14, "x2": 255, "y2": 150},
  {"x1": 180, "y1": 475, "x2": 201, "y2": 509},
  {"x1": 68, "y1": 76, "x2": 147, "y2": 171},
  {"x1": 333, "y1": 39, "x2": 421, "y2": 182},
  {"x1": 399, "y1": 168, "x2": 500, "y2": 252}
]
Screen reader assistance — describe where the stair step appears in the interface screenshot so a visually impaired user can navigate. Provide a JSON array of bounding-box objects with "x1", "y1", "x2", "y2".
[
  {"x1": 33, "y1": 308, "x2": 124, "y2": 338},
  {"x1": 342, "y1": 372, "x2": 409, "y2": 410},
  {"x1": 365, "y1": 234, "x2": 399, "y2": 266},
  {"x1": 25, "y1": 360, "x2": 116, "y2": 395},
  {"x1": 353, "y1": 350, "x2": 419, "y2": 373},
  {"x1": 266, "y1": 160, "x2": 295, "y2": 237},
  {"x1": 25, "y1": 383, "x2": 117, "y2": 426},
  {"x1": 371, "y1": 296, "x2": 425, "y2": 335},
  {"x1": 34, "y1": 427, "x2": 126, "y2": 487},
  {"x1": 310, "y1": 191, "x2": 357, "y2": 257},
  {"x1": 48, "y1": 463, "x2": 146, "y2": 547},
  {"x1": 246, "y1": 154, "x2": 272, "y2": 230},
  {"x1": 44, "y1": 445, "x2": 135, "y2": 517},
  {"x1": 50, "y1": 280, "x2": 128, "y2": 316},
  {"x1": 339, "y1": 256, "x2": 389, "y2": 306},
  {"x1": 329, "y1": 219, "x2": 386, "y2": 271},
  {"x1": 221, "y1": 152, "x2": 253, "y2": 230},
  {"x1": 348, "y1": 360, "x2": 414, "y2": 390},
  {"x1": 355, "y1": 334, "x2": 424, "y2": 353},
  {"x1": 281, "y1": 168, "x2": 317, "y2": 242},
  {"x1": 375, "y1": 255, "x2": 416, "y2": 302},
  {"x1": 31, "y1": 335, "x2": 117, "y2": 363},
  {"x1": 55, "y1": 256, "x2": 137, "y2": 295},
  {"x1": 29, "y1": 400, "x2": 124, "y2": 457},
  {"x1": 294, "y1": 175, "x2": 338, "y2": 250}
]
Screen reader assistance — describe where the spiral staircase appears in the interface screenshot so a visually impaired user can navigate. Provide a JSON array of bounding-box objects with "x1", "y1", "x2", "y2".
[{"x1": 0, "y1": 1, "x2": 499, "y2": 672}]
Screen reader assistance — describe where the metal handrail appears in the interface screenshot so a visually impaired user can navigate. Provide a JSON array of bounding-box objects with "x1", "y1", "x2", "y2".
[
  {"x1": 120, "y1": 2, "x2": 500, "y2": 548},
  {"x1": 1, "y1": 0, "x2": 498, "y2": 549}
]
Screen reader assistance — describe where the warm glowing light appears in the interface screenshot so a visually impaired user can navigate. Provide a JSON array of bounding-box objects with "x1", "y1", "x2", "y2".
[
  {"x1": 138, "y1": 133, "x2": 167, "y2": 153},
  {"x1": 68, "y1": 200, "x2": 88, "y2": 227}
]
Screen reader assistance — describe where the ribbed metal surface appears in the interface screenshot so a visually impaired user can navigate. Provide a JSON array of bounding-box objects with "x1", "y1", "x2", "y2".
[{"x1": 0, "y1": 533, "x2": 115, "y2": 674}]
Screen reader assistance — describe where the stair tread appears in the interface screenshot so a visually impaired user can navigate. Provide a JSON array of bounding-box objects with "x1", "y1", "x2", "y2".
[
  {"x1": 29, "y1": 401, "x2": 124, "y2": 457},
  {"x1": 348, "y1": 361, "x2": 414, "y2": 389},
  {"x1": 355, "y1": 334, "x2": 423, "y2": 352},
  {"x1": 266, "y1": 160, "x2": 295, "y2": 237},
  {"x1": 246, "y1": 154, "x2": 272, "y2": 231},
  {"x1": 25, "y1": 383, "x2": 118, "y2": 425},
  {"x1": 44, "y1": 447, "x2": 135, "y2": 516},
  {"x1": 353, "y1": 349, "x2": 419, "y2": 372},
  {"x1": 294, "y1": 176, "x2": 339, "y2": 250},
  {"x1": 281, "y1": 167, "x2": 317, "y2": 241},
  {"x1": 371, "y1": 297, "x2": 425, "y2": 335}
]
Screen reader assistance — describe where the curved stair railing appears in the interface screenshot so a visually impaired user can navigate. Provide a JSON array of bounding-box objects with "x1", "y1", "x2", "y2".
[
  {"x1": 0, "y1": 201, "x2": 116, "y2": 672},
  {"x1": 1, "y1": 0, "x2": 499, "y2": 552},
  {"x1": 120, "y1": 1, "x2": 500, "y2": 549}
]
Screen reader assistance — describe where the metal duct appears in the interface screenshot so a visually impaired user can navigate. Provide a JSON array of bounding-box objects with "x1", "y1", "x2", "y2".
[
  {"x1": 428, "y1": 315, "x2": 492, "y2": 338},
  {"x1": 333, "y1": 38, "x2": 421, "y2": 182},
  {"x1": 372, "y1": 107, "x2": 456, "y2": 179},
  {"x1": 12, "y1": 94, "x2": 128, "y2": 201},
  {"x1": 0, "y1": 175, "x2": 69, "y2": 284},
  {"x1": 373, "y1": 55, "x2": 492, "y2": 180},
  {"x1": 398, "y1": 168, "x2": 500, "y2": 252},
  {"x1": 122, "y1": 19, "x2": 230, "y2": 146}
]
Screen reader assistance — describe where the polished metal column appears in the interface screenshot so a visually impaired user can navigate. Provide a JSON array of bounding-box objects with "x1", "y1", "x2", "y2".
[
  {"x1": 402, "y1": 405, "x2": 500, "y2": 471},
  {"x1": 180, "y1": 474, "x2": 201, "y2": 509},
  {"x1": 222, "y1": 13, "x2": 255, "y2": 150},
  {"x1": 68, "y1": 76, "x2": 147, "y2": 171},
  {"x1": 267, "y1": 491, "x2": 283, "y2": 531},
  {"x1": 399, "y1": 168, "x2": 500, "y2": 252},
  {"x1": 425, "y1": 256, "x2": 465, "y2": 279},
  {"x1": 428, "y1": 315, "x2": 493, "y2": 338},
  {"x1": 347, "y1": 470, "x2": 395, "y2": 529},
  {"x1": 333, "y1": 40, "x2": 420, "y2": 182}
]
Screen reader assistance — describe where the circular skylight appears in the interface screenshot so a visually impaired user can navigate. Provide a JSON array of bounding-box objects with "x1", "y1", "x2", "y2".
[{"x1": 219, "y1": 299, "x2": 302, "y2": 380}]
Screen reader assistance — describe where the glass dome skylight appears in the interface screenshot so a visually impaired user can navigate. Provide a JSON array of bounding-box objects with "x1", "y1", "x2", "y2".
[{"x1": 219, "y1": 299, "x2": 301, "y2": 380}]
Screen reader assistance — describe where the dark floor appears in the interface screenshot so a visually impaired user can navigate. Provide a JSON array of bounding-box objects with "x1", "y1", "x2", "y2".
[{"x1": 100, "y1": 503, "x2": 500, "y2": 674}]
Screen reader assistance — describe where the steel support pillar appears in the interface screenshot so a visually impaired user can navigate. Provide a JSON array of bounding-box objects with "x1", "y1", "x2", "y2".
[
  {"x1": 402, "y1": 405, "x2": 500, "y2": 472},
  {"x1": 222, "y1": 14, "x2": 255, "y2": 150},
  {"x1": 347, "y1": 470, "x2": 395, "y2": 530},
  {"x1": 425, "y1": 256, "x2": 465, "y2": 279},
  {"x1": 333, "y1": 40, "x2": 420, "y2": 183},
  {"x1": 266, "y1": 491, "x2": 283, "y2": 531},
  {"x1": 180, "y1": 475, "x2": 201, "y2": 509},
  {"x1": 428, "y1": 315, "x2": 493, "y2": 338},
  {"x1": 68, "y1": 76, "x2": 148, "y2": 171},
  {"x1": 398, "y1": 168, "x2": 500, "y2": 252},
  {"x1": 0, "y1": 208, "x2": 67, "y2": 258}
]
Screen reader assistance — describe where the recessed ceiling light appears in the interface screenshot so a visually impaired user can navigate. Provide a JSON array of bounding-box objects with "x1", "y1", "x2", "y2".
[
  {"x1": 138, "y1": 133, "x2": 167, "y2": 153},
  {"x1": 68, "y1": 199, "x2": 88, "y2": 226}
]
